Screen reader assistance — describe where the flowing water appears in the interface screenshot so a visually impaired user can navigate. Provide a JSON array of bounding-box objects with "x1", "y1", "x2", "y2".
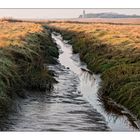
[{"x1": 0, "y1": 33, "x2": 139, "y2": 131}]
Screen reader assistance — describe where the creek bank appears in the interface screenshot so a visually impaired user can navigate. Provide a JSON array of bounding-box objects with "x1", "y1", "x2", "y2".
[
  {"x1": 47, "y1": 23, "x2": 140, "y2": 120},
  {"x1": 0, "y1": 23, "x2": 59, "y2": 112}
]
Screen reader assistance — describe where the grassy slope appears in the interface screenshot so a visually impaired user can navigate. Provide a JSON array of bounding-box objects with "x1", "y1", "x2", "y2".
[
  {"x1": 48, "y1": 22, "x2": 140, "y2": 118},
  {"x1": 0, "y1": 21, "x2": 58, "y2": 109}
]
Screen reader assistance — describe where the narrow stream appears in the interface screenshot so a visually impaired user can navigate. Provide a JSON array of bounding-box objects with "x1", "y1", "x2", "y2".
[
  {"x1": 51, "y1": 33, "x2": 139, "y2": 131},
  {"x1": 0, "y1": 32, "x2": 139, "y2": 131}
]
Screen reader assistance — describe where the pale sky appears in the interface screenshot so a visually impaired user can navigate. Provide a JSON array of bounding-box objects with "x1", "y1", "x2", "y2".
[{"x1": 0, "y1": 9, "x2": 140, "y2": 19}]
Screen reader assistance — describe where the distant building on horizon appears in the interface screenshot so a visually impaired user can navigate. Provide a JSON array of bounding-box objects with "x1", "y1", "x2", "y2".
[{"x1": 83, "y1": 10, "x2": 86, "y2": 18}]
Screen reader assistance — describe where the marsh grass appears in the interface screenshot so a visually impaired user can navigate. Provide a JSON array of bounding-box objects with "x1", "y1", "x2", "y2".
[
  {"x1": 48, "y1": 22, "x2": 140, "y2": 118},
  {"x1": 0, "y1": 20, "x2": 58, "y2": 109}
]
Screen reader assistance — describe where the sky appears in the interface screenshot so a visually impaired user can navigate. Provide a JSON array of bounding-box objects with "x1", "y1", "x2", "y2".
[{"x1": 0, "y1": 9, "x2": 140, "y2": 19}]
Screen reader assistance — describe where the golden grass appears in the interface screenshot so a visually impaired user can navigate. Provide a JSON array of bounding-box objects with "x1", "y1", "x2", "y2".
[
  {"x1": 49, "y1": 22, "x2": 140, "y2": 49},
  {"x1": 66, "y1": 18, "x2": 140, "y2": 24},
  {"x1": 0, "y1": 21, "x2": 43, "y2": 48}
]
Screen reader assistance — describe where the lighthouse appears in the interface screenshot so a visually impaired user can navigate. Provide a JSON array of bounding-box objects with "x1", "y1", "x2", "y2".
[{"x1": 83, "y1": 10, "x2": 86, "y2": 18}]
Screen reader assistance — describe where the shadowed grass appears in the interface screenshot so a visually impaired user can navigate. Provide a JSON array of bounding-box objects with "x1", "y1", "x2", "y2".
[{"x1": 0, "y1": 20, "x2": 58, "y2": 109}]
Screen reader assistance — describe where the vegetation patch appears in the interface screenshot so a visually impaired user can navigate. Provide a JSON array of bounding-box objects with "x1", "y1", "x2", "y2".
[{"x1": 0, "y1": 20, "x2": 58, "y2": 109}]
